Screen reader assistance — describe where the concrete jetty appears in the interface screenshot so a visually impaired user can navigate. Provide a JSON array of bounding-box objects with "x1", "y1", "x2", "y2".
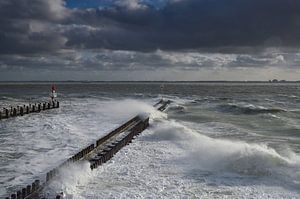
[
  {"x1": 0, "y1": 101, "x2": 59, "y2": 120},
  {"x1": 5, "y1": 100, "x2": 171, "y2": 199}
]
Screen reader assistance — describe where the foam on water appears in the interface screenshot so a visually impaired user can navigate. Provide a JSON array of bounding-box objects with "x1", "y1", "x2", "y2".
[
  {"x1": 54, "y1": 117, "x2": 300, "y2": 199},
  {"x1": 217, "y1": 103, "x2": 286, "y2": 115},
  {"x1": 152, "y1": 121, "x2": 300, "y2": 175},
  {"x1": 99, "y1": 99, "x2": 167, "y2": 122},
  {"x1": 1, "y1": 83, "x2": 300, "y2": 198},
  {"x1": 44, "y1": 162, "x2": 95, "y2": 199},
  {"x1": 0, "y1": 98, "x2": 166, "y2": 197},
  {"x1": 40, "y1": 101, "x2": 300, "y2": 198}
]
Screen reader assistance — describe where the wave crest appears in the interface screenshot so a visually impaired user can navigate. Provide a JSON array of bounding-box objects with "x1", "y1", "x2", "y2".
[
  {"x1": 217, "y1": 103, "x2": 285, "y2": 115},
  {"x1": 150, "y1": 120, "x2": 300, "y2": 177}
]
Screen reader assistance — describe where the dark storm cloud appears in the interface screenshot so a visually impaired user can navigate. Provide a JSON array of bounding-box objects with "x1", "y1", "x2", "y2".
[
  {"x1": 1, "y1": 0, "x2": 300, "y2": 81},
  {"x1": 0, "y1": 0, "x2": 68, "y2": 54},
  {"x1": 1, "y1": 0, "x2": 300, "y2": 54},
  {"x1": 63, "y1": 0, "x2": 300, "y2": 51}
]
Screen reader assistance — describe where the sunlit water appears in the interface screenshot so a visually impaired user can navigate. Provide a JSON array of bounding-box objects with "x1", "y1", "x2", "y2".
[{"x1": 0, "y1": 82, "x2": 300, "y2": 198}]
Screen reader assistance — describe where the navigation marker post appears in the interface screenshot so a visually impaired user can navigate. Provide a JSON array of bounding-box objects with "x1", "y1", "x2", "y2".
[{"x1": 50, "y1": 85, "x2": 57, "y2": 102}]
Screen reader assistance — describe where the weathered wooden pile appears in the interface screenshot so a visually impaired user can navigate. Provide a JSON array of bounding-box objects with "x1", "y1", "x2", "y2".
[
  {"x1": 0, "y1": 101, "x2": 59, "y2": 120},
  {"x1": 6, "y1": 180, "x2": 41, "y2": 199},
  {"x1": 5, "y1": 100, "x2": 171, "y2": 199},
  {"x1": 89, "y1": 116, "x2": 149, "y2": 170}
]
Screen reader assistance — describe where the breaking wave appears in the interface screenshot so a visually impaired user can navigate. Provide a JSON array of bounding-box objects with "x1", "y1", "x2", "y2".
[
  {"x1": 217, "y1": 103, "x2": 286, "y2": 115},
  {"x1": 150, "y1": 120, "x2": 300, "y2": 178},
  {"x1": 166, "y1": 104, "x2": 186, "y2": 113}
]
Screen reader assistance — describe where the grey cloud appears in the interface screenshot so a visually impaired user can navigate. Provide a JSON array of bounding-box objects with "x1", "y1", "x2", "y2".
[
  {"x1": 0, "y1": 50, "x2": 299, "y2": 74},
  {"x1": 0, "y1": 0, "x2": 300, "y2": 81},
  {"x1": 0, "y1": 0, "x2": 67, "y2": 21},
  {"x1": 2, "y1": 0, "x2": 300, "y2": 55},
  {"x1": 0, "y1": 50, "x2": 168, "y2": 72},
  {"x1": 0, "y1": 0, "x2": 68, "y2": 54},
  {"x1": 1, "y1": 48, "x2": 300, "y2": 80},
  {"x1": 64, "y1": 0, "x2": 300, "y2": 51}
]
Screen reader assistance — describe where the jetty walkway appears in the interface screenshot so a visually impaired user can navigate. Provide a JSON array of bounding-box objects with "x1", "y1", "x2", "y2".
[
  {"x1": 5, "y1": 100, "x2": 171, "y2": 199},
  {"x1": 0, "y1": 101, "x2": 59, "y2": 120}
]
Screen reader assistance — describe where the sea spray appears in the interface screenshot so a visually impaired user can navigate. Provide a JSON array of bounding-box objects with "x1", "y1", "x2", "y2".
[
  {"x1": 1, "y1": 83, "x2": 300, "y2": 198},
  {"x1": 149, "y1": 120, "x2": 300, "y2": 177},
  {"x1": 96, "y1": 99, "x2": 167, "y2": 122},
  {"x1": 44, "y1": 161, "x2": 95, "y2": 198}
]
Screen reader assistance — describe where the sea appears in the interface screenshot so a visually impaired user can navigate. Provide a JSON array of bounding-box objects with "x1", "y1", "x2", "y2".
[{"x1": 0, "y1": 82, "x2": 300, "y2": 199}]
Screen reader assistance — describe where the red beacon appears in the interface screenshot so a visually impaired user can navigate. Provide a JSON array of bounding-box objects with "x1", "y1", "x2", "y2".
[{"x1": 50, "y1": 85, "x2": 57, "y2": 101}]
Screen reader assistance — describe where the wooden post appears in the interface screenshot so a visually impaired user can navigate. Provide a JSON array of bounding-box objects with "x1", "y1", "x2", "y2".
[
  {"x1": 31, "y1": 181, "x2": 36, "y2": 192},
  {"x1": 11, "y1": 194, "x2": 16, "y2": 199},
  {"x1": 26, "y1": 185, "x2": 31, "y2": 195},
  {"x1": 46, "y1": 172, "x2": 50, "y2": 182},
  {"x1": 13, "y1": 108, "x2": 17, "y2": 116},
  {"x1": 21, "y1": 188, "x2": 26, "y2": 199},
  {"x1": 56, "y1": 101, "x2": 59, "y2": 108},
  {"x1": 35, "y1": 180, "x2": 40, "y2": 189},
  {"x1": 5, "y1": 108, "x2": 9, "y2": 118},
  {"x1": 50, "y1": 170, "x2": 54, "y2": 180},
  {"x1": 16, "y1": 191, "x2": 21, "y2": 199},
  {"x1": 20, "y1": 107, "x2": 24, "y2": 116}
]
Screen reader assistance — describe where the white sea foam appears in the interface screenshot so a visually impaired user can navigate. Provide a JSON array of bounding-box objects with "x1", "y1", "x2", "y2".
[
  {"x1": 67, "y1": 118, "x2": 300, "y2": 199},
  {"x1": 151, "y1": 120, "x2": 300, "y2": 175},
  {"x1": 99, "y1": 99, "x2": 167, "y2": 121},
  {"x1": 45, "y1": 162, "x2": 95, "y2": 199},
  {"x1": 1, "y1": 95, "x2": 300, "y2": 199}
]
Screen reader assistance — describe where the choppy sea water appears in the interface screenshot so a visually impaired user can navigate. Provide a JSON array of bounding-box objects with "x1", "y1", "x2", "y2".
[{"x1": 0, "y1": 82, "x2": 300, "y2": 198}]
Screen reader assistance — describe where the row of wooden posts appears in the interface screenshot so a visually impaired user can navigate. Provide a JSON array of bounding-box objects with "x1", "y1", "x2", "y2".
[
  {"x1": 90, "y1": 117, "x2": 149, "y2": 170},
  {"x1": 157, "y1": 100, "x2": 171, "y2": 111},
  {"x1": 44, "y1": 117, "x2": 142, "y2": 183},
  {"x1": 46, "y1": 144, "x2": 95, "y2": 183},
  {"x1": 5, "y1": 100, "x2": 170, "y2": 199},
  {"x1": 43, "y1": 116, "x2": 149, "y2": 186},
  {"x1": 3, "y1": 101, "x2": 60, "y2": 199},
  {"x1": 96, "y1": 116, "x2": 140, "y2": 147},
  {"x1": 5, "y1": 115, "x2": 149, "y2": 199},
  {"x1": 27, "y1": 116, "x2": 149, "y2": 199},
  {"x1": 5, "y1": 180, "x2": 40, "y2": 199},
  {"x1": 0, "y1": 101, "x2": 59, "y2": 120}
]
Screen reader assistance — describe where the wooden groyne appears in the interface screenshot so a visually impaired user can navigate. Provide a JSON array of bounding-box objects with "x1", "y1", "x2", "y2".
[
  {"x1": 0, "y1": 101, "x2": 59, "y2": 120},
  {"x1": 5, "y1": 100, "x2": 171, "y2": 199},
  {"x1": 88, "y1": 116, "x2": 149, "y2": 170},
  {"x1": 155, "y1": 99, "x2": 171, "y2": 111}
]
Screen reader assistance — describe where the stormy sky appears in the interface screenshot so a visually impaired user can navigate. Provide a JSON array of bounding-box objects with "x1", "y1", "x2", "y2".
[{"x1": 0, "y1": 0, "x2": 300, "y2": 81}]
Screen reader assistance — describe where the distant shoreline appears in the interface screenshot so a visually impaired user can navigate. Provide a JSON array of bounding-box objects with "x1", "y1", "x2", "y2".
[{"x1": 0, "y1": 81, "x2": 299, "y2": 83}]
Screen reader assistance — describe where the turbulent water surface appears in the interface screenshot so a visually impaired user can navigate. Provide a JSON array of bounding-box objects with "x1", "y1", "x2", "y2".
[{"x1": 0, "y1": 82, "x2": 300, "y2": 198}]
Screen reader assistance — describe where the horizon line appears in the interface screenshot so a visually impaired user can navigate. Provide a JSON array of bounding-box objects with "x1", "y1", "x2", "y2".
[{"x1": 0, "y1": 80, "x2": 300, "y2": 83}]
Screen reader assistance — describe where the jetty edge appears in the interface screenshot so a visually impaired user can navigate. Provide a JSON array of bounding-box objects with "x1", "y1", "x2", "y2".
[
  {"x1": 0, "y1": 101, "x2": 59, "y2": 120},
  {"x1": 5, "y1": 99, "x2": 171, "y2": 199}
]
